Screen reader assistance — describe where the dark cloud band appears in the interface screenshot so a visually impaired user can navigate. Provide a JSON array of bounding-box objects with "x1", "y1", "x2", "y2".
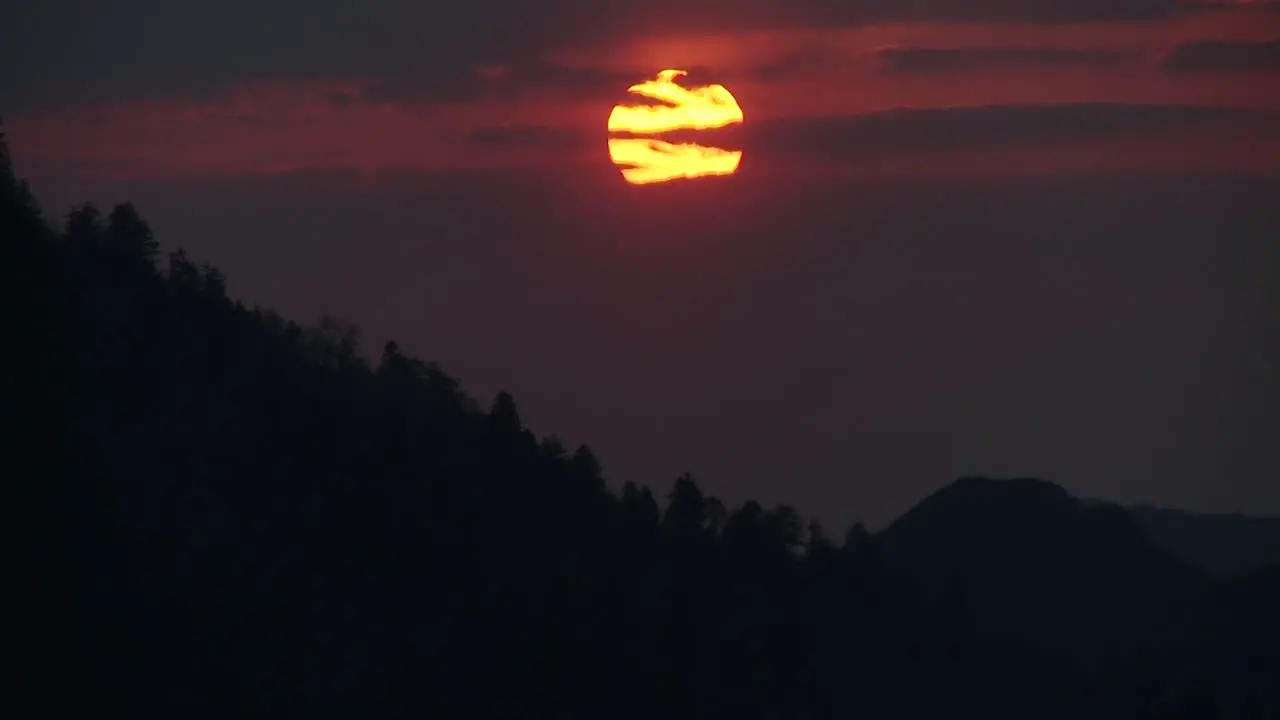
[
  {"x1": 1161, "y1": 40, "x2": 1280, "y2": 72},
  {"x1": 875, "y1": 48, "x2": 1135, "y2": 75},
  {"x1": 469, "y1": 103, "x2": 1280, "y2": 158},
  {"x1": 1, "y1": 0, "x2": 1216, "y2": 108}
]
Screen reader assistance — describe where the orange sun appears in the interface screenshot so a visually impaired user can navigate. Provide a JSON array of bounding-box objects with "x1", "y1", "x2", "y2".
[{"x1": 607, "y1": 69, "x2": 744, "y2": 185}]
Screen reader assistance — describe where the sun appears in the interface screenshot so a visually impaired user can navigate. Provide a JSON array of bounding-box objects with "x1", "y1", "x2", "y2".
[{"x1": 606, "y1": 70, "x2": 744, "y2": 185}]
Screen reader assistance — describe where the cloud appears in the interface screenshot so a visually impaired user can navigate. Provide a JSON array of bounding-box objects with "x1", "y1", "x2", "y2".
[
  {"x1": 792, "y1": 0, "x2": 1193, "y2": 25},
  {"x1": 468, "y1": 125, "x2": 588, "y2": 152},
  {"x1": 875, "y1": 48, "x2": 1134, "y2": 74},
  {"x1": 747, "y1": 103, "x2": 1280, "y2": 157},
  {"x1": 1160, "y1": 40, "x2": 1280, "y2": 71},
  {"x1": 1186, "y1": 0, "x2": 1280, "y2": 7},
  {"x1": 1, "y1": 0, "x2": 1208, "y2": 109},
  {"x1": 473, "y1": 103, "x2": 1280, "y2": 158},
  {"x1": 324, "y1": 91, "x2": 358, "y2": 109},
  {"x1": 738, "y1": 49, "x2": 860, "y2": 83},
  {"x1": 358, "y1": 63, "x2": 638, "y2": 108}
]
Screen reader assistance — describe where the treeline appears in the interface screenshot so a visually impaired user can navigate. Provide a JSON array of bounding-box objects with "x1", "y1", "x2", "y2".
[{"x1": 1, "y1": 124, "x2": 1211, "y2": 719}]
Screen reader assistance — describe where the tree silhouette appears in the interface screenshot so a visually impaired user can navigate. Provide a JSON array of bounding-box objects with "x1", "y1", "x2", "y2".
[
  {"x1": 662, "y1": 472, "x2": 709, "y2": 541},
  {"x1": 106, "y1": 202, "x2": 160, "y2": 268},
  {"x1": 764, "y1": 504, "x2": 804, "y2": 554},
  {"x1": 0, "y1": 116, "x2": 10, "y2": 180},
  {"x1": 488, "y1": 390, "x2": 524, "y2": 436},
  {"x1": 620, "y1": 481, "x2": 660, "y2": 536},
  {"x1": 0, "y1": 118, "x2": 44, "y2": 238},
  {"x1": 569, "y1": 443, "x2": 605, "y2": 495},
  {"x1": 167, "y1": 247, "x2": 201, "y2": 290},
  {"x1": 64, "y1": 202, "x2": 105, "y2": 251},
  {"x1": 806, "y1": 519, "x2": 837, "y2": 567},
  {"x1": 199, "y1": 261, "x2": 227, "y2": 300}
]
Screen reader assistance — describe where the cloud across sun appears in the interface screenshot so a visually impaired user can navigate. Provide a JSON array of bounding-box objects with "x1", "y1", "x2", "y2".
[{"x1": 607, "y1": 70, "x2": 745, "y2": 184}]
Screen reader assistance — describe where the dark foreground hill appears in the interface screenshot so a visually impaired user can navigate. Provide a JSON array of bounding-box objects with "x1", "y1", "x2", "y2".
[
  {"x1": 3, "y1": 125, "x2": 1273, "y2": 719},
  {"x1": 1187, "y1": 561, "x2": 1280, "y2": 715}
]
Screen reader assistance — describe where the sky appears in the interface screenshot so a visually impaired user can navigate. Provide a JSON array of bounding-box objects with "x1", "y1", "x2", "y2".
[{"x1": 4, "y1": 0, "x2": 1279, "y2": 528}]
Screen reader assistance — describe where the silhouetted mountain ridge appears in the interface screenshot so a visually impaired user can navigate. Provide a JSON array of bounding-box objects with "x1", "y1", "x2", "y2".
[
  {"x1": 877, "y1": 476, "x2": 1212, "y2": 665},
  {"x1": 3, "y1": 122, "x2": 1272, "y2": 719},
  {"x1": 1118, "y1": 503, "x2": 1280, "y2": 577}
]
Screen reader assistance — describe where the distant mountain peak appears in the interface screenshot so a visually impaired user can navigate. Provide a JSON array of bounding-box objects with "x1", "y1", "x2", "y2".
[
  {"x1": 885, "y1": 476, "x2": 1079, "y2": 535},
  {"x1": 943, "y1": 475, "x2": 1072, "y2": 502},
  {"x1": 876, "y1": 476, "x2": 1212, "y2": 663}
]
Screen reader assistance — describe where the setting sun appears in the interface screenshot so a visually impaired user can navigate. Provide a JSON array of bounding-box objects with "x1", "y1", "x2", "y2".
[{"x1": 607, "y1": 69, "x2": 744, "y2": 185}]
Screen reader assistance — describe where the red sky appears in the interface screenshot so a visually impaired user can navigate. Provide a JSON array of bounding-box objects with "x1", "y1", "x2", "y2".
[
  {"x1": 6, "y1": 4, "x2": 1279, "y2": 181},
  {"x1": 3, "y1": 0, "x2": 1279, "y2": 526}
]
